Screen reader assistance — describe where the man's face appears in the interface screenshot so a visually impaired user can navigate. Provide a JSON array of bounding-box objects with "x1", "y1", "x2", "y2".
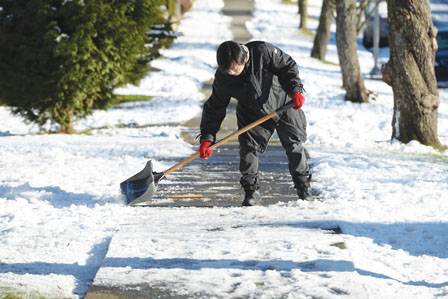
[
  {"x1": 227, "y1": 52, "x2": 248, "y2": 76},
  {"x1": 227, "y1": 60, "x2": 245, "y2": 76}
]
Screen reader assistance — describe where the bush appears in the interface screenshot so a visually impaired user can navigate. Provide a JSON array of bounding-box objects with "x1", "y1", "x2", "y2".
[{"x1": 0, "y1": 0, "x2": 167, "y2": 133}]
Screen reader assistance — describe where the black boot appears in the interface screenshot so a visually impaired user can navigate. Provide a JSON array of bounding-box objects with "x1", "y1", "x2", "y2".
[
  {"x1": 242, "y1": 190, "x2": 262, "y2": 206},
  {"x1": 296, "y1": 182, "x2": 314, "y2": 201}
]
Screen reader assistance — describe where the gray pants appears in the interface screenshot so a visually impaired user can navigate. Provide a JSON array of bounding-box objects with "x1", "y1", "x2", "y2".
[{"x1": 239, "y1": 108, "x2": 311, "y2": 191}]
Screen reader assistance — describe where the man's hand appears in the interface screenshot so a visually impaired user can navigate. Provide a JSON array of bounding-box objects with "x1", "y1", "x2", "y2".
[
  {"x1": 290, "y1": 92, "x2": 305, "y2": 110},
  {"x1": 199, "y1": 141, "x2": 213, "y2": 159}
]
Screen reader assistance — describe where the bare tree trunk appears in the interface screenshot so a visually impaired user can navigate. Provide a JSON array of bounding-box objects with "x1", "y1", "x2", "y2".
[
  {"x1": 335, "y1": 0, "x2": 368, "y2": 103},
  {"x1": 311, "y1": 0, "x2": 335, "y2": 60},
  {"x1": 382, "y1": 0, "x2": 441, "y2": 148},
  {"x1": 298, "y1": 0, "x2": 308, "y2": 30}
]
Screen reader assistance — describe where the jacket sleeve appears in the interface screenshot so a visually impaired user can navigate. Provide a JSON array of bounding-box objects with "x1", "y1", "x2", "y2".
[
  {"x1": 265, "y1": 43, "x2": 305, "y2": 95},
  {"x1": 199, "y1": 70, "x2": 231, "y2": 143}
]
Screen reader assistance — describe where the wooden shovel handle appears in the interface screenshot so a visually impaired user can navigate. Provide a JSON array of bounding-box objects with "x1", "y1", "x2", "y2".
[{"x1": 163, "y1": 102, "x2": 294, "y2": 176}]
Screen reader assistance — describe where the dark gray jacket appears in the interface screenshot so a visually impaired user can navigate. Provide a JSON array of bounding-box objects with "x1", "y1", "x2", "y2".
[{"x1": 200, "y1": 41, "x2": 305, "y2": 151}]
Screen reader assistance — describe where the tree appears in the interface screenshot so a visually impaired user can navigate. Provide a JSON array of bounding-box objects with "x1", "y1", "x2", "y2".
[
  {"x1": 356, "y1": 0, "x2": 382, "y2": 35},
  {"x1": 335, "y1": 0, "x2": 368, "y2": 103},
  {"x1": 382, "y1": 0, "x2": 442, "y2": 148},
  {"x1": 0, "y1": 0, "x2": 162, "y2": 133},
  {"x1": 311, "y1": 0, "x2": 381, "y2": 60},
  {"x1": 298, "y1": 0, "x2": 308, "y2": 31},
  {"x1": 311, "y1": 0, "x2": 335, "y2": 60}
]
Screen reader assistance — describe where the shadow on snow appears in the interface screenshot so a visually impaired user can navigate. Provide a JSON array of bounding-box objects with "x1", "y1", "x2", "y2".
[
  {"x1": 0, "y1": 182, "x2": 121, "y2": 208},
  {"x1": 1, "y1": 221, "x2": 447, "y2": 292}
]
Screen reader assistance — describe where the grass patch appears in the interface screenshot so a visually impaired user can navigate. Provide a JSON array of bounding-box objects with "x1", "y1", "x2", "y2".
[
  {"x1": 282, "y1": 0, "x2": 297, "y2": 5},
  {"x1": 320, "y1": 59, "x2": 339, "y2": 66},
  {"x1": 112, "y1": 95, "x2": 153, "y2": 105},
  {"x1": 35, "y1": 93, "x2": 151, "y2": 135},
  {"x1": 0, "y1": 287, "x2": 48, "y2": 299},
  {"x1": 299, "y1": 27, "x2": 315, "y2": 37},
  {"x1": 74, "y1": 128, "x2": 95, "y2": 135},
  {"x1": 388, "y1": 149, "x2": 448, "y2": 164},
  {"x1": 419, "y1": 151, "x2": 448, "y2": 161}
]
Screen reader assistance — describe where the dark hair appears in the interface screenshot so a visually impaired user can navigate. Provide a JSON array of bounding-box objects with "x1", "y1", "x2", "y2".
[{"x1": 216, "y1": 41, "x2": 246, "y2": 73}]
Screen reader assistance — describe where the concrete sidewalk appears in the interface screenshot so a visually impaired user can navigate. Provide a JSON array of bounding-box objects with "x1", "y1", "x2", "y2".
[
  {"x1": 83, "y1": 0, "x2": 363, "y2": 298},
  {"x1": 84, "y1": 211, "x2": 365, "y2": 299}
]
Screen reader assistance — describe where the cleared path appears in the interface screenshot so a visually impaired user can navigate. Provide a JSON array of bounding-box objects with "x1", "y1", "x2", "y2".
[{"x1": 83, "y1": 1, "x2": 349, "y2": 298}]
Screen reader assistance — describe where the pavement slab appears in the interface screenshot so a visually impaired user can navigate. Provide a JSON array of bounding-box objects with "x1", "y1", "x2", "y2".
[{"x1": 85, "y1": 208, "x2": 367, "y2": 299}]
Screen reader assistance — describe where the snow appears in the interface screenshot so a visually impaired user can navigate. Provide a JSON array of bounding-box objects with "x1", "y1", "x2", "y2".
[{"x1": 1, "y1": 0, "x2": 448, "y2": 298}]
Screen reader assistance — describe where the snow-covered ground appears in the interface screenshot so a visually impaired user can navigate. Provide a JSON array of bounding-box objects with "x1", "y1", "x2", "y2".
[{"x1": 1, "y1": 0, "x2": 448, "y2": 298}]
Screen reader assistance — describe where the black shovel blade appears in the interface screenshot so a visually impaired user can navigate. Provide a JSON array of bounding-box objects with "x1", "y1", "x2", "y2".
[{"x1": 120, "y1": 160, "x2": 164, "y2": 206}]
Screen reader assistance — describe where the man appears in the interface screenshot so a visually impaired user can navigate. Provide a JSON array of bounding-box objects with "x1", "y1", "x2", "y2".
[{"x1": 198, "y1": 40, "x2": 312, "y2": 206}]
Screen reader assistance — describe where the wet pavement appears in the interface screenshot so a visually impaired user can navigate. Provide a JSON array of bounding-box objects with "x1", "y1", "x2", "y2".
[
  {"x1": 173, "y1": 0, "x2": 299, "y2": 207},
  {"x1": 135, "y1": 144, "x2": 304, "y2": 208}
]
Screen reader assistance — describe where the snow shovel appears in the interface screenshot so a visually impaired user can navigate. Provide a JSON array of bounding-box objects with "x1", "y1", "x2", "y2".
[{"x1": 120, "y1": 101, "x2": 295, "y2": 206}]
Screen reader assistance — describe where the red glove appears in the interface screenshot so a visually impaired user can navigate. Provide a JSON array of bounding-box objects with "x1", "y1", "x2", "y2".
[
  {"x1": 290, "y1": 92, "x2": 305, "y2": 110},
  {"x1": 199, "y1": 141, "x2": 213, "y2": 159}
]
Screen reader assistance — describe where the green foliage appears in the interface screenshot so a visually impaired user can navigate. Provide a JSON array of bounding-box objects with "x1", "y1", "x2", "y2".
[
  {"x1": 166, "y1": 0, "x2": 177, "y2": 16},
  {"x1": 0, "y1": 0, "x2": 169, "y2": 133}
]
